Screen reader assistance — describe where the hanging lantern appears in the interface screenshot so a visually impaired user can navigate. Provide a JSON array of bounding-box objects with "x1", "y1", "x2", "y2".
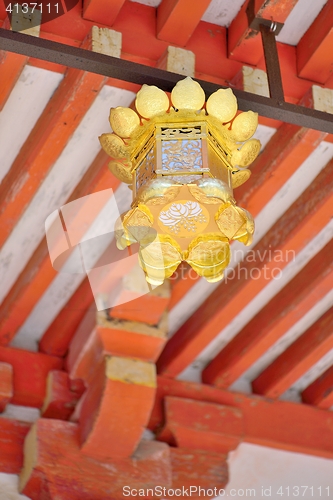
[{"x1": 99, "y1": 77, "x2": 260, "y2": 286}]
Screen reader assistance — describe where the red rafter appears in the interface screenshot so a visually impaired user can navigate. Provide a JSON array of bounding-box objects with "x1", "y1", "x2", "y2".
[
  {"x1": 252, "y1": 306, "x2": 333, "y2": 398},
  {"x1": 157, "y1": 0, "x2": 211, "y2": 46},
  {"x1": 302, "y1": 366, "x2": 333, "y2": 410},
  {"x1": 0, "y1": 32, "x2": 107, "y2": 248},
  {"x1": 83, "y1": 0, "x2": 126, "y2": 25},
  {"x1": 0, "y1": 151, "x2": 119, "y2": 346},
  {"x1": 297, "y1": 0, "x2": 333, "y2": 84},
  {"x1": 202, "y1": 238, "x2": 333, "y2": 388},
  {"x1": 228, "y1": 0, "x2": 298, "y2": 65}
]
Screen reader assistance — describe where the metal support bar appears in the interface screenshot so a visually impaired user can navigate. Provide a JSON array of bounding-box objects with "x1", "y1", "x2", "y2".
[
  {"x1": 0, "y1": 29, "x2": 332, "y2": 133},
  {"x1": 260, "y1": 23, "x2": 285, "y2": 102}
]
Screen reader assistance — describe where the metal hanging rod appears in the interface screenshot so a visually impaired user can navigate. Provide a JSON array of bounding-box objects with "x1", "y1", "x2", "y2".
[{"x1": 0, "y1": 29, "x2": 332, "y2": 133}]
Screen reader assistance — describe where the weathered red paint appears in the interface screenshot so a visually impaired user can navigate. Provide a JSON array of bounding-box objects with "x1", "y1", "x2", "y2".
[
  {"x1": 302, "y1": 366, "x2": 333, "y2": 409},
  {"x1": 252, "y1": 306, "x2": 333, "y2": 398},
  {"x1": 0, "y1": 347, "x2": 62, "y2": 407}
]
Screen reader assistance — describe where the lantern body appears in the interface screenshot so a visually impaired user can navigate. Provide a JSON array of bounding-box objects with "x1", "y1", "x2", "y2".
[{"x1": 100, "y1": 78, "x2": 260, "y2": 285}]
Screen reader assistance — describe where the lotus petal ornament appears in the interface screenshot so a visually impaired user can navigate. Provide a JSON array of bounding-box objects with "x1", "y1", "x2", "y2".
[{"x1": 99, "y1": 77, "x2": 260, "y2": 285}]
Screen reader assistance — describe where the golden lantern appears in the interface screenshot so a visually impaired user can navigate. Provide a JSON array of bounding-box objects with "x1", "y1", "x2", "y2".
[{"x1": 99, "y1": 77, "x2": 260, "y2": 286}]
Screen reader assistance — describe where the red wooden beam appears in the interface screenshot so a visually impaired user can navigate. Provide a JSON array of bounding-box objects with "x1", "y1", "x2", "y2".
[
  {"x1": 152, "y1": 376, "x2": 333, "y2": 458},
  {"x1": 0, "y1": 150, "x2": 118, "y2": 347},
  {"x1": 297, "y1": 0, "x2": 333, "y2": 84},
  {"x1": 0, "y1": 362, "x2": 13, "y2": 411},
  {"x1": 83, "y1": 0, "x2": 126, "y2": 26},
  {"x1": 157, "y1": 0, "x2": 211, "y2": 46},
  {"x1": 202, "y1": 238, "x2": 333, "y2": 388},
  {"x1": 0, "y1": 418, "x2": 30, "y2": 474},
  {"x1": 20, "y1": 418, "x2": 227, "y2": 499},
  {"x1": 159, "y1": 396, "x2": 243, "y2": 454},
  {"x1": 157, "y1": 159, "x2": 333, "y2": 378},
  {"x1": 252, "y1": 306, "x2": 333, "y2": 398},
  {"x1": 228, "y1": 0, "x2": 298, "y2": 65},
  {"x1": 0, "y1": 31, "x2": 107, "y2": 248},
  {"x1": 0, "y1": 347, "x2": 62, "y2": 407},
  {"x1": 302, "y1": 366, "x2": 333, "y2": 410}
]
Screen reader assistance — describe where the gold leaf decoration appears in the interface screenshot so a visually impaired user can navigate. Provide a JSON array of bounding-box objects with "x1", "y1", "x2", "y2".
[
  {"x1": 99, "y1": 133, "x2": 129, "y2": 158},
  {"x1": 135, "y1": 84, "x2": 169, "y2": 118},
  {"x1": 233, "y1": 207, "x2": 255, "y2": 246},
  {"x1": 115, "y1": 216, "x2": 136, "y2": 250},
  {"x1": 215, "y1": 203, "x2": 247, "y2": 239},
  {"x1": 108, "y1": 161, "x2": 132, "y2": 184},
  {"x1": 137, "y1": 179, "x2": 181, "y2": 205},
  {"x1": 171, "y1": 77, "x2": 205, "y2": 110},
  {"x1": 186, "y1": 233, "x2": 230, "y2": 282},
  {"x1": 139, "y1": 235, "x2": 182, "y2": 285},
  {"x1": 189, "y1": 179, "x2": 233, "y2": 204},
  {"x1": 231, "y1": 139, "x2": 261, "y2": 168},
  {"x1": 206, "y1": 88, "x2": 238, "y2": 124},
  {"x1": 230, "y1": 110, "x2": 258, "y2": 141},
  {"x1": 109, "y1": 107, "x2": 140, "y2": 138},
  {"x1": 124, "y1": 206, "x2": 154, "y2": 244},
  {"x1": 231, "y1": 169, "x2": 251, "y2": 189}
]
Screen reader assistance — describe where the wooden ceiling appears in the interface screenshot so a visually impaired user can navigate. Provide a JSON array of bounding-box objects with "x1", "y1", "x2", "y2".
[{"x1": 0, "y1": 0, "x2": 333, "y2": 497}]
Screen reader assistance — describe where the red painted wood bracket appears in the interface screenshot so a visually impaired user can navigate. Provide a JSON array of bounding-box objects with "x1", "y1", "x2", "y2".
[
  {"x1": 20, "y1": 418, "x2": 228, "y2": 499},
  {"x1": 0, "y1": 362, "x2": 13, "y2": 411},
  {"x1": 42, "y1": 370, "x2": 85, "y2": 420},
  {"x1": 158, "y1": 396, "x2": 243, "y2": 454},
  {"x1": 0, "y1": 418, "x2": 30, "y2": 474},
  {"x1": 0, "y1": 346, "x2": 62, "y2": 407},
  {"x1": 152, "y1": 376, "x2": 333, "y2": 458}
]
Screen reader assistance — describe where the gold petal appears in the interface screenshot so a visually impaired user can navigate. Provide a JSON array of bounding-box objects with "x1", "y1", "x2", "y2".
[
  {"x1": 135, "y1": 84, "x2": 169, "y2": 118},
  {"x1": 139, "y1": 235, "x2": 182, "y2": 285},
  {"x1": 206, "y1": 88, "x2": 238, "y2": 123},
  {"x1": 231, "y1": 139, "x2": 261, "y2": 168},
  {"x1": 124, "y1": 205, "x2": 154, "y2": 243},
  {"x1": 109, "y1": 107, "x2": 140, "y2": 138},
  {"x1": 231, "y1": 169, "x2": 251, "y2": 188},
  {"x1": 108, "y1": 161, "x2": 133, "y2": 184},
  {"x1": 186, "y1": 233, "x2": 230, "y2": 282},
  {"x1": 230, "y1": 110, "x2": 258, "y2": 141},
  {"x1": 171, "y1": 77, "x2": 205, "y2": 110},
  {"x1": 189, "y1": 179, "x2": 233, "y2": 204},
  {"x1": 99, "y1": 133, "x2": 129, "y2": 158},
  {"x1": 232, "y1": 207, "x2": 255, "y2": 246}
]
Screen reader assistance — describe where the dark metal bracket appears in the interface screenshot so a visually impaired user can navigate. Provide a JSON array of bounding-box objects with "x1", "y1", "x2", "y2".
[
  {"x1": 0, "y1": 28, "x2": 332, "y2": 133},
  {"x1": 259, "y1": 23, "x2": 285, "y2": 102}
]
